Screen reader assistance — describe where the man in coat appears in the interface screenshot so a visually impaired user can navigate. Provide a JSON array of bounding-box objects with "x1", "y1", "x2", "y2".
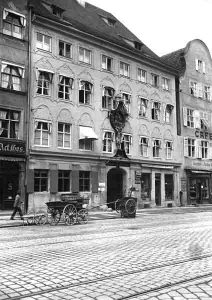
[{"x1": 10, "y1": 191, "x2": 24, "y2": 220}]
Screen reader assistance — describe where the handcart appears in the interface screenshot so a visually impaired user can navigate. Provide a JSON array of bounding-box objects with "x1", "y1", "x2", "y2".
[
  {"x1": 115, "y1": 197, "x2": 137, "y2": 218},
  {"x1": 46, "y1": 193, "x2": 88, "y2": 225}
]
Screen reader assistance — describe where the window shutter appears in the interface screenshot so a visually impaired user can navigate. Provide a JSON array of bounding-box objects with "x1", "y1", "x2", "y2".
[
  {"x1": 72, "y1": 170, "x2": 79, "y2": 193},
  {"x1": 26, "y1": 169, "x2": 34, "y2": 193},
  {"x1": 198, "y1": 83, "x2": 203, "y2": 98},
  {"x1": 194, "y1": 110, "x2": 200, "y2": 129},
  {"x1": 209, "y1": 142, "x2": 212, "y2": 159},
  {"x1": 92, "y1": 171, "x2": 98, "y2": 193},
  {"x1": 203, "y1": 62, "x2": 206, "y2": 74},
  {"x1": 196, "y1": 140, "x2": 201, "y2": 159},
  {"x1": 50, "y1": 170, "x2": 58, "y2": 193},
  {"x1": 184, "y1": 138, "x2": 188, "y2": 157},
  {"x1": 195, "y1": 58, "x2": 199, "y2": 71},
  {"x1": 183, "y1": 107, "x2": 187, "y2": 126}
]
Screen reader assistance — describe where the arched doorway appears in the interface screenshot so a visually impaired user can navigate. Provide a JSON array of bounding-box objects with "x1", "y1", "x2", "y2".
[{"x1": 107, "y1": 168, "x2": 126, "y2": 209}]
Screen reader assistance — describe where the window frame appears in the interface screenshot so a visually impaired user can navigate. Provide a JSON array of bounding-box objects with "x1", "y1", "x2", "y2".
[
  {"x1": 34, "y1": 120, "x2": 51, "y2": 147},
  {"x1": 34, "y1": 169, "x2": 48, "y2": 192},
  {"x1": 120, "y1": 61, "x2": 130, "y2": 78},
  {"x1": 102, "y1": 86, "x2": 115, "y2": 109},
  {"x1": 151, "y1": 101, "x2": 161, "y2": 121},
  {"x1": 79, "y1": 47, "x2": 92, "y2": 64},
  {"x1": 151, "y1": 73, "x2": 159, "y2": 87},
  {"x1": 121, "y1": 133, "x2": 132, "y2": 155},
  {"x1": 152, "y1": 139, "x2": 161, "y2": 158},
  {"x1": 57, "y1": 122, "x2": 71, "y2": 149},
  {"x1": 188, "y1": 138, "x2": 196, "y2": 158},
  {"x1": 59, "y1": 40, "x2": 72, "y2": 59},
  {"x1": 101, "y1": 55, "x2": 113, "y2": 72},
  {"x1": 138, "y1": 97, "x2": 148, "y2": 118},
  {"x1": 58, "y1": 75, "x2": 73, "y2": 100},
  {"x1": 165, "y1": 140, "x2": 173, "y2": 159},
  {"x1": 140, "y1": 137, "x2": 149, "y2": 157},
  {"x1": 36, "y1": 70, "x2": 53, "y2": 96},
  {"x1": 1, "y1": 64, "x2": 24, "y2": 91},
  {"x1": 36, "y1": 32, "x2": 52, "y2": 52},
  {"x1": 58, "y1": 170, "x2": 70, "y2": 192},
  {"x1": 0, "y1": 109, "x2": 20, "y2": 139},
  {"x1": 79, "y1": 171, "x2": 90, "y2": 192},
  {"x1": 137, "y1": 68, "x2": 147, "y2": 83},
  {"x1": 187, "y1": 109, "x2": 194, "y2": 128},
  {"x1": 79, "y1": 80, "x2": 93, "y2": 105},
  {"x1": 103, "y1": 131, "x2": 114, "y2": 153},
  {"x1": 3, "y1": 9, "x2": 26, "y2": 39},
  {"x1": 162, "y1": 77, "x2": 170, "y2": 91}
]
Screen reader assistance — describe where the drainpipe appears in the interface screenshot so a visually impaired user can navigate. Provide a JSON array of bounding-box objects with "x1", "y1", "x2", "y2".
[{"x1": 25, "y1": 0, "x2": 33, "y2": 213}]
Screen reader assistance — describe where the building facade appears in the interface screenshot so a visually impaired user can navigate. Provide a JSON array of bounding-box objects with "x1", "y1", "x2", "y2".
[
  {"x1": 25, "y1": 0, "x2": 182, "y2": 212},
  {"x1": 162, "y1": 39, "x2": 212, "y2": 206},
  {"x1": 0, "y1": 0, "x2": 28, "y2": 210}
]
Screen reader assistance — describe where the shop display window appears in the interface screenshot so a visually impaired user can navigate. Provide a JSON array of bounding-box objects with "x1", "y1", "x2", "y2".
[
  {"x1": 140, "y1": 173, "x2": 150, "y2": 199},
  {"x1": 165, "y1": 174, "x2": 174, "y2": 200}
]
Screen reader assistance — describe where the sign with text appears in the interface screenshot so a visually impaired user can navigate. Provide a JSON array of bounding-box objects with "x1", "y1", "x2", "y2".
[
  {"x1": 0, "y1": 138, "x2": 26, "y2": 156},
  {"x1": 135, "y1": 170, "x2": 142, "y2": 184}
]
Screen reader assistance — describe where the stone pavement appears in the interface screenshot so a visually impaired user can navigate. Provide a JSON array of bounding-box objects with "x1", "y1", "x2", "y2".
[
  {"x1": 0, "y1": 211, "x2": 212, "y2": 299},
  {"x1": 1, "y1": 204, "x2": 212, "y2": 228}
]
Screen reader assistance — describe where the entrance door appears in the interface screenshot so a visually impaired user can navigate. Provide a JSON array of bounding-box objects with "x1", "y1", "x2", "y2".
[
  {"x1": 155, "y1": 173, "x2": 161, "y2": 206},
  {"x1": 107, "y1": 168, "x2": 124, "y2": 209}
]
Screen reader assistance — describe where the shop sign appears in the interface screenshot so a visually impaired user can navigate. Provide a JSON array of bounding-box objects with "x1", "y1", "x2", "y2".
[
  {"x1": 98, "y1": 182, "x2": 105, "y2": 192},
  {"x1": 195, "y1": 129, "x2": 212, "y2": 140},
  {"x1": 192, "y1": 160, "x2": 212, "y2": 168},
  {"x1": 135, "y1": 170, "x2": 142, "y2": 184},
  {"x1": 0, "y1": 138, "x2": 26, "y2": 156}
]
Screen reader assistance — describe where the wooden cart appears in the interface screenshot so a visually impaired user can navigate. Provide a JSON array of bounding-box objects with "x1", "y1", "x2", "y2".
[
  {"x1": 115, "y1": 197, "x2": 137, "y2": 218},
  {"x1": 46, "y1": 193, "x2": 88, "y2": 225}
]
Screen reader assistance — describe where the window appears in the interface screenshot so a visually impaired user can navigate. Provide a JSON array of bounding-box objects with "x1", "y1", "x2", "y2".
[
  {"x1": 103, "y1": 131, "x2": 114, "y2": 153},
  {"x1": 58, "y1": 76, "x2": 73, "y2": 100},
  {"x1": 102, "y1": 55, "x2": 112, "y2": 71},
  {"x1": 34, "y1": 121, "x2": 51, "y2": 146},
  {"x1": 200, "y1": 141, "x2": 208, "y2": 159},
  {"x1": 36, "y1": 71, "x2": 53, "y2": 95},
  {"x1": 187, "y1": 109, "x2": 194, "y2": 128},
  {"x1": 1, "y1": 63, "x2": 24, "y2": 91},
  {"x1": 121, "y1": 93, "x2": 131, "y2": 113},
  {"x1": 3, "y1": 10, "x2": 25, "y2": 39},
  {"x1": 137, "y1": 68, "x2": 147, "y2": 83},
  {"x1": 101, "y1": 17, "x2": 116, "y2": 27},
  {"x1": 162, "y1": 77, "x2": 170, "y2": 91},
  {"x1": 34, "y1": 170, "x2": 48, "y2": 192},
  {"x1": 188, "y1": 138, "x2": 195, "y2": 157},
  {"x1": 59, "y1": 41, "x2": 72, "y2": 58},
  {"x1": 121, "y1": 134, "x2": 132, "y2": 155},
  {"x1": 141, "y1": 174, "x2": 151, "y2": 198},
  {"x1": 190, "y1": 81, "x2": 198, "y2": 97},
  {"x1": 204, "y1": 86, "x2": 211, "y2": 101},
  {"x1": 0, "y1": 109, "x2": 20, "y2": 139},
  {"x1": 102, "y1": 87, "x2": 115, "y2": 109},
  {"x1": 140, "y1": 137, "x2": 149, "y2": 157},
  {"x1": 120, "y1": 62, "x2": 130, "y2": 77},
  {"x1": 79, "y1": 81, "x2": 92, "y2": 105},
  {"x1": 195, "y1": 59, "x2": 205, "y2": 73},
  {"x1": 58, "y1": 123, "x2": 71, "y2": 148},
  {"x1": 165, "y1": 104, "x2": 173, "y2": 123},
  {"x1": 165, "y1": 141, "x2": 173, "y2": 159},
  {"x1": 139, "y1": 97, "x2": 148, "y2": 117},
  {"x1": 58, "y1": 170, "x2": 70, "y2": 192},
  {"x1": 152, "y1": 102, "x2": 161, "y2": 120},
  {"x1": 151, "y1": 74, "x2": 159, "y2": 87},
  {"x1": 52, "y1": 5, "x2": 64, "y2": 18},
  {"x1": 79, "y1": 139, "x2": 93, "y2": 150},
  {"x1": 153, "y1": 139, "x2": 161, "y2": 158},
  {"x1": 200, "y1": 111, "x2": 208, "y2": 130},
  {"x1": 36, "y1": 33, "x2": 51, "y2": 52},
  {"x1": 79, "y1": 171, "x2": 90, "y2": 192},
  {"x1": 79, "y1": 47, "x2": 91, "y2": 64}
]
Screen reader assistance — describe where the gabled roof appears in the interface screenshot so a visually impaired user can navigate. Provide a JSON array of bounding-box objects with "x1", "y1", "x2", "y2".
[
  {"x1": 161, "y1": 48, "x2": 186, "y2": 73},
  {"x1": 29, "y1": 0, "x2": 161, "y2": 61}
]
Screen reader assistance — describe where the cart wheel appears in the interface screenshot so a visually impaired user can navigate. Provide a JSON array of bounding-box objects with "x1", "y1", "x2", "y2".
[
  {"x1": 125, "y1": 198, "x2": 136, "y2": 214},
  {"x1": 39, "y1": 214, "x2": 47, "y2": 225},
  {"x1": 34, "y1": 216, "x2": 40, "y2": 225},
  {"x1": 63, "y1": 204, "x2": 77, "y2": 225},
  {"x1": 115, "y1": 199, "x2": 121, "y2": 213},
  {"x1": 78, "y1": 209, "x2": 88, "y2": 224},
  {"x1": 27, "y1": 216, "x2": 34, "y2": 225},
  {"x1": 48, "y1": 209, "x2": 61, "y2": 225}
]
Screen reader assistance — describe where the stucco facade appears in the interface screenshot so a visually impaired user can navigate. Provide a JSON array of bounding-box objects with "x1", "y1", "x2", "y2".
[{"x1": 26, "y1": 0, "x2": 182, "y2": 212}]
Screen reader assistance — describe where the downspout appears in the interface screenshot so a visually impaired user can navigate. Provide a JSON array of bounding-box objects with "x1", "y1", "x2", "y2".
[{"x1": 25, "y1": 1, "x2": 33, "y2": 213}]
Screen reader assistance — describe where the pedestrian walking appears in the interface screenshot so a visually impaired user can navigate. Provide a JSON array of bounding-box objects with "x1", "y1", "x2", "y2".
[{"x1": 10, "y1": 191, "x2": 24, "y2": 220}]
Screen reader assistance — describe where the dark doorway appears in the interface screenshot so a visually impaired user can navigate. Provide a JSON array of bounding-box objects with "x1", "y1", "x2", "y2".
[
  {"x1": 0, "y1": 161, "x2": 19, "y2": 210},
  {"x1": 155, "y1": 173, "x2": 161, "y2": 206},
  {"x1": 107, "y1": 168, "x2": 124, "y2": 210}
]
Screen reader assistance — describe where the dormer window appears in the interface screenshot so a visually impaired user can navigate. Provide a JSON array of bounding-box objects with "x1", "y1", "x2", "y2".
[
  {"x1": 51, "y1": 5, "x2": 64, "y2": 18},
  {"x1": 101, "y1": 16, "x2": 116, "y2": 27},
  {"x1": 3, "y1": 9, "x2": 26, "y2": 39},
  {"x1": 134, "y1": 42, "x2": 142, "y2": 50}
]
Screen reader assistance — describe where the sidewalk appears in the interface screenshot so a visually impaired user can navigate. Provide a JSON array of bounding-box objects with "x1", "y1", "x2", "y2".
[{"x1": 1, "y1": 205, "x2": 212, "y2": 228}]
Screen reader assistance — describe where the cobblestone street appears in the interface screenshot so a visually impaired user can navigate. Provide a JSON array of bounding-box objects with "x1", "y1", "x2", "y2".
[{"x1": 0, "y1": 211, "x2": 212, "y2": 300}]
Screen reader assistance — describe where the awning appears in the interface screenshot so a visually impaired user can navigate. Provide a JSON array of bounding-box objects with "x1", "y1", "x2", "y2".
[{"x1": 79, "y1": 126, "x2": 98, "y2": 140}]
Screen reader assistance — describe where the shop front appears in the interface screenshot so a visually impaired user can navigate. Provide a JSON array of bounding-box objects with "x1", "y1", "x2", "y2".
[{"x1": 0, "y1": 138, "x2": 26, "y2": 210}]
